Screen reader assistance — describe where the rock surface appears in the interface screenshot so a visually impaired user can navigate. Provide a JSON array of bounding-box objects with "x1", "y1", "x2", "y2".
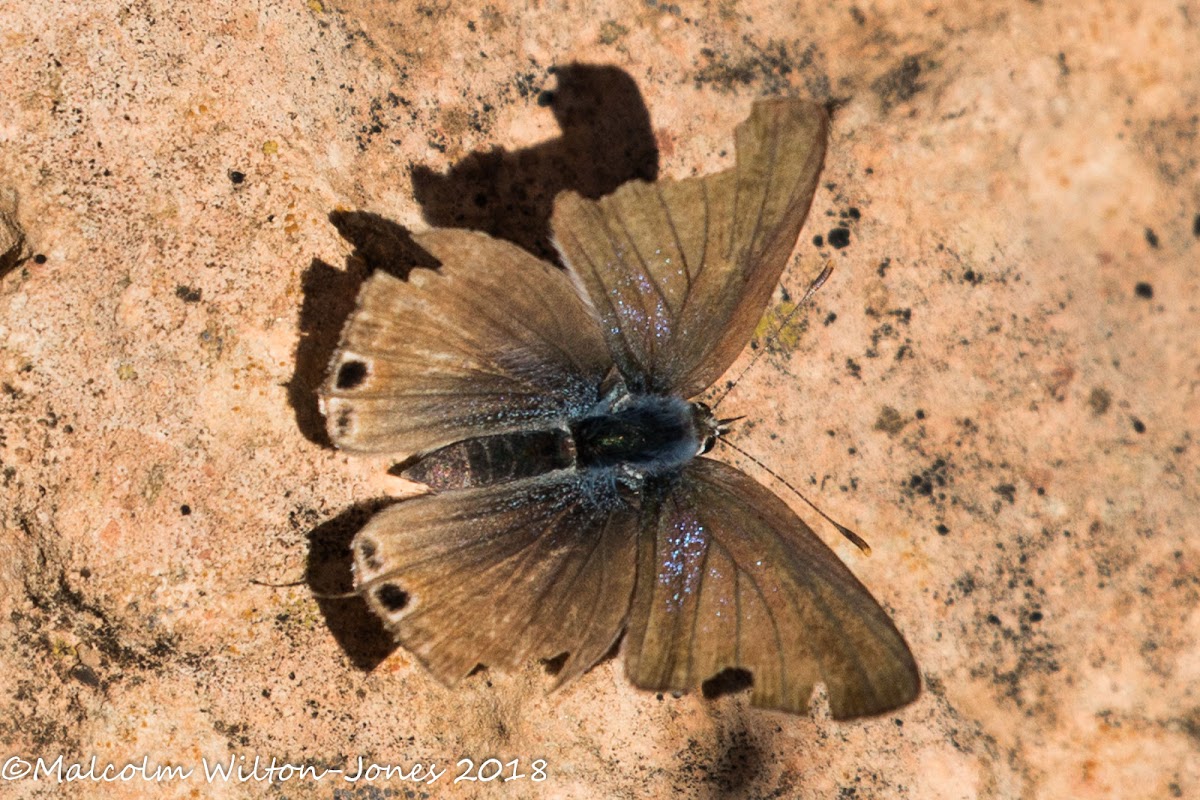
[{"x1": 1, "y1": 1, "x2": 1197, "y2": 798}]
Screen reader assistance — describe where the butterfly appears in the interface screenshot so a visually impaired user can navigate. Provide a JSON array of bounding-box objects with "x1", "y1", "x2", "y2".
[{"x1": 319, "y1": 98, "x2": 919, "y2": 718}]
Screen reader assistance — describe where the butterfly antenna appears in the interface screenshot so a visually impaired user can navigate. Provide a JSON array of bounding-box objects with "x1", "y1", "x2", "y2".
[
  {"x1": 711, "y1": 262, "x2": 834, "y2": 411},
  {"x1": 250, "y1": 576, "x2": 361, "y2": 600},
  {"x1": 718, "y1": 436, "x2": 872, "y2": 555},
  {"x1": 250, "y1": 577, "x2": 307, "y2": 588}
]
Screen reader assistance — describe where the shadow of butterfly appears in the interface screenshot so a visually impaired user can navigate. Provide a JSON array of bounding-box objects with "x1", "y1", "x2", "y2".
[{"x1": 319, "y1": 99, "x2": 920, "y2": 719}]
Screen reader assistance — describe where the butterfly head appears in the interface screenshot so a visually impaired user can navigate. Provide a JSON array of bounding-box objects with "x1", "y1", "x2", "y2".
[{"x1": 691, "y1": 401, "x2": 743, "y2": 455}]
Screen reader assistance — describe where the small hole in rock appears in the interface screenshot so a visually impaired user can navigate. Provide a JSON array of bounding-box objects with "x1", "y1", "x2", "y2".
[
  {"x1": 376, "y1": 584, "x2": 409, "y2": 612},
  {"x1": 336, "y1": 360, "x2": 368, "y2": 389}
]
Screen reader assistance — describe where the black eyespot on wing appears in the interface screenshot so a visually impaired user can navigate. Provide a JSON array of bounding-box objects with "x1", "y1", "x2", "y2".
[
  {"x1": 358, "y1": 539, "x2": 381, "y2": 571},
  {"x1": 336, "y1": 360, "x2": 369, "y2": 389},
  {"x1": 348, "y1": 474, "x2": 639, "y2": 686},
  {"x1": 541, "y1": 651, "x2": 570, "y2": 677},
  {"x1": 625, "y1": 457, "x2": 920, "y2": 718},
  {"x1": 376, "y1": 583, "x2": 409, "y2": 612},
  {"x1": 317, "y1": 231, "x2": 613, "y2": 455},
  {"x1": 702, "y1": 667, "x2": 754, "y2": 699}
]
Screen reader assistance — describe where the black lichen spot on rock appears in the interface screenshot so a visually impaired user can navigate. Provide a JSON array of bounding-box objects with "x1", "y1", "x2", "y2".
[
  {"x1": 872, "y1": 55, "x2": 925, "y2": 110},
  {"x1": 936, "y1": 523, "x2": 950, "y2": 536},
  {"x1": 335, "y1": 360, "x2": 368, "y2": 390},
  {"x1": 1131, "y1": 417, "x2": 1146, "y2": 434},
  {"x1": 812, "y1": 234, "x2": 824, "y2": 247},
  {"x1": 902, "y1": 457, "x2": 949, "y2": 504},
  {"x1": 828, "y1": 227, "x2": 851, "y2": 248},
  {"x1": 963, "y1": 269, "x2": 983, "y2": 285},
  {"x1": 1193, "y1": 213, "x2": 1200, "y2": 238},
  {"x1": 513, "y1": 71, "x2": 540, "y2": 100},
  {"x1": 175, "y1": 285, "x2": 202, "y2": 303},
  {"x1": 376, "y1": 584, "x2": 409, "y2": 612},
  {"x1": 693, "y1": 40, "x2": 822, "y2": 96},
  {"x1": 1144, "y1": 227, "x2": 1159, "y2": 248},
  {"x1": 34, "y1": 253, "x2": 47, "y2": 264},
  {"x1": 993, "y1": 483, "x2": 1017, "y2": 504},
  {"x1": 1135, "y1": 282, "x2": 1154, "y2": 299},
  {"x1": 874, "y1": 405, "x2": 906, "y2": 435},
  {"x1": 228, "y1": 170, "x2": 246, "y2": 185},
  {"x1": 1088, "y1": 387, "x2": 1111, "y2": 415}
]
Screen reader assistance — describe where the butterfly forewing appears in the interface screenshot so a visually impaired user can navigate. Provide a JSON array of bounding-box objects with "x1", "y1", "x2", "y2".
[
  {"x1": 320, "y1": 228, "x2": 612, "y2": 455},
  {"x1": 353, "y1": 471, "x2": 639, "y2": 685},
  {"x1": 625, "y1": 458, "x2": 920, "y2": 719},
  {"x1": 552, "y1": 99, "x2": 829, "y2": 399}
]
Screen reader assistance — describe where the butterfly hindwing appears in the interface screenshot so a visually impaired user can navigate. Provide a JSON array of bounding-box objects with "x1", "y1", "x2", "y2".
[
  {"x1": 552, "y1": 99, "x2": 829, "y2": 398},
  {"x1": 624, "y1": 457, "x2": 920, "y2": 719},
  {"x1": 320, "y1": 228, "x2": 613, "y2": 455},
  {"x1": 353, "y1": 471, "x2": 639, "y2": 686}
]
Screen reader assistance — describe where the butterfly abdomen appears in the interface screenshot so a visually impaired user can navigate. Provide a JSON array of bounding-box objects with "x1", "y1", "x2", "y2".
[
  {"x1": 402, "y1": 428, "x2": 575, "y2": 490},
  {"x1": 403, "y1": 395, "x2": 712, "y2": 491}
]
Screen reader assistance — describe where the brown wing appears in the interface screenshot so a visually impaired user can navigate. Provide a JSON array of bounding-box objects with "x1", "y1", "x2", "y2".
[
  {"x1": 551, "y1": 99, "x2": 828, "y2": 398},
  {"x1": 320, "y1": 228, "x2": 612, "y2": 455},
  {"x1": 624, "y1": 458, "x2": 919, "y2": 719},
  {"x1": 352, "y1": 472, "x2": 638, "y2": 686}
]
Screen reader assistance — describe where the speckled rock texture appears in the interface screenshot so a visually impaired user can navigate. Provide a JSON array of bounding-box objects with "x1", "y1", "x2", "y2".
[{"x1": 1, "y1": 2, "x2": 1197, "y2": 798}]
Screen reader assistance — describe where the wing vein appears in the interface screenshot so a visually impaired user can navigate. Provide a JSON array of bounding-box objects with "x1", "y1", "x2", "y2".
[
  {"x1": 740, "y1": 115, "x2": 784, "y2": 273},
  {"x1": 606, "y1": 205, "x2": 668, "y2": 370},
  {"x1": 565, "y1": 216, "x2": 640, "y2": 376},
  {"x1": 653, "y1": 182, "x2": 691, "y2": 296}
]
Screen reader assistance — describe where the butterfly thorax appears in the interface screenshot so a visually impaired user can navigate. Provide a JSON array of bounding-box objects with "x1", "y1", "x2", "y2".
[
  {"x1": 571, "y1": 395, "x2": 710, "y2": 475},
  {"x1": 403, "y1": 394, "x2": 718, "y2": 491}
]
